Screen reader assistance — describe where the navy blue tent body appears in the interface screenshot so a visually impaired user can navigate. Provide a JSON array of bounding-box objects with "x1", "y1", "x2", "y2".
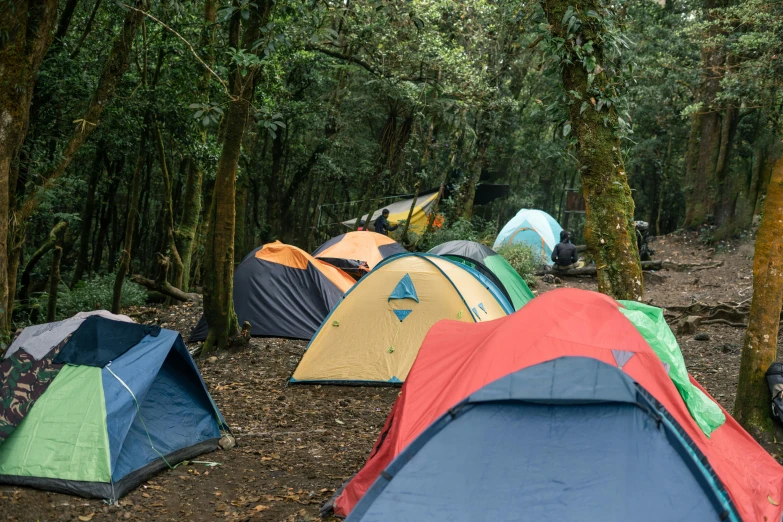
[
  {"x1": 348, "y1": 357, "x2": 738, "y2": 522},
  {"x1": 190, "y1": 242, "x2": 355, "y2": 341}
]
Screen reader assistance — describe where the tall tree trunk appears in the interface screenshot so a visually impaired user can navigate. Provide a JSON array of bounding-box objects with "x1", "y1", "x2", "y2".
[
  {"x1": 111, "y1": 129, "x2": 147, "y2": 313},
  {"x1": 734, "y1": 156, "x2": 783, "y2": 439},
  {"x1": 656, "y1": 136, "x2": 673, "y2": 236},
  {"x1": 91, "y1": 171, "x2": 119, "y2": 274},
  {"x1": 176, "y1": 159, "x2": 202, "y2": 291},
  {"x1": 202, "y1": 0, "x2": 270, "y2": 353},
  {"x1": 713, "y1": 105, "x2": 740, "y2": 236},
  {"x1": 265, "y1": 131, "x2": 285, "y2": 238},
  {"x1": 154, "y1": 123, "x2": 185, "y2": 290},
  {"x1": 174, "y1": 0, "x2": 214, "y2": 290},
  {"x1": 91, "y1": 199, "x2": 109, "y2": 273},
  {"x1": 540, "y1": 0, "x2": 643, "y2": 300},
  {"x1": 72, "y1": 152, "x2": 104, "y2": 284},
  {"x1": 682, "y1": 0, "x2": 735, "y2": 229},
  {"x1": 459, "y1": 115, "x2": 488, "y2": 220},
  {"x1": 307, "y1": 186, "x2": 327, "y2": 252},
  {"x1": 69, "y1": 0, "x2": 103, "y2": 59},
  {"x1": 52, "y1": 0, "x2": 80, "y2": 50},
  {"x1": 0, "y1": 0, "x2": 60, "y2": 334}
]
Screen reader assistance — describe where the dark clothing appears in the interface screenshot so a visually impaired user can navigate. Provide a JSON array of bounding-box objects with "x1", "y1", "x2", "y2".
[
  {"x1": 374, "y1": 216, "x2": 398, "y2": 235},
  {"x1": 551, "y1": 241, "x2": 578, "y2": 267}
]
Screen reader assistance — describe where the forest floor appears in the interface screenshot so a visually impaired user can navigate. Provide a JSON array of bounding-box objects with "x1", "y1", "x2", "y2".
[{"x1": 0, "y1": 231, "x2": 773, "y2": 522}]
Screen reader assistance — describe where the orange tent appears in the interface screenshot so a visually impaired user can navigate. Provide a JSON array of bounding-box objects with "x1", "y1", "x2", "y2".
[{"x1": 313, "y1": 231, "x2": 406, "y2": 278}]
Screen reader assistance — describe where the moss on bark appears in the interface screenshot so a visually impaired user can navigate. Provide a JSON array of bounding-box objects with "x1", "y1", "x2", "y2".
[
  {"x1": 734, "y1": 156, "x2": 783, "y2": 437},
  {"x1": 202, "y1": 0, "x2": 270, "y2": 354},
  {"x1": 540, "y1": 0, "x2": 643, "y2": 300},
  {"x1": 0, "y1": 0, "x2": 59, "y2": 337},
  {"x1": 176, "y1": 159, "x2": 202, "y2": 291}
]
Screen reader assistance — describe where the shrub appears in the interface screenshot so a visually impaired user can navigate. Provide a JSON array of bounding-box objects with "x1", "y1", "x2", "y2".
[
  {"x1": 414, "y1": 216, "x2": 497, "y2": 252},
  {"x1": 33, "y1": 274, "x2": 148, "y2": 322},
  {"x1": 496, "y1": 243, "x2": 539, "y2": 287}
]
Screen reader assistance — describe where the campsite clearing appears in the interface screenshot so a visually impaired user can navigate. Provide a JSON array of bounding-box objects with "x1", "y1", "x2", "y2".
[{"x1": 0, "y1": 232, "x2": 772, "y2": 522}]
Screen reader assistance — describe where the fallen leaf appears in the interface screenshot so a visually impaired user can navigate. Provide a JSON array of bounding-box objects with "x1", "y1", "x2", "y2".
[
  {"x1": 335, "y1": 419, "x2": 344, "y2": 425},
  {"x1": 142, "y1": 493, "x2": 150, "y2": 498},
  {"x1": 78, "y1": 514, "x2": 95, "y2": 522},
  {"x1": 254, "y1": 505, "x2": 269, "y2": 512}
]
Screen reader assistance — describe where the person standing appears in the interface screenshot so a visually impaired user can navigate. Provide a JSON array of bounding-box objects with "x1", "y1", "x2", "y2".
[{"x1": 374, "y1": 209, "x2": 399, "y2": 235}]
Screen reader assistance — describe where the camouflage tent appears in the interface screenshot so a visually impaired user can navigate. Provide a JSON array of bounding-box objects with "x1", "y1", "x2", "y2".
[{"x1": 0, "y1": 313, "x2": 228, "y2": 501}]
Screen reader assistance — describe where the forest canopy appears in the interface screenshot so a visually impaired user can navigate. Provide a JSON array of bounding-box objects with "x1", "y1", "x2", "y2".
[{"x1": 0, "y1": 0, "x2": 782, "y2": 339}]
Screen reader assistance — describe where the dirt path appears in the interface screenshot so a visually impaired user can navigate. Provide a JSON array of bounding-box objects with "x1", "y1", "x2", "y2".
[{"x1": 0, "y1": 232, "x2": 771, "y2": 522}]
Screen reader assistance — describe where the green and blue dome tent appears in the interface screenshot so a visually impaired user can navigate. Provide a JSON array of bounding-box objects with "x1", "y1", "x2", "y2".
[
  {"x1": 428, "y1": 240, "x2": 534, "y2": 310},
  {"x1": 0, "y1": 313, "x2": 228, "y2": 501},
  {"x1": 493, "y1": 209, "x2": 563, "y2": 265}
]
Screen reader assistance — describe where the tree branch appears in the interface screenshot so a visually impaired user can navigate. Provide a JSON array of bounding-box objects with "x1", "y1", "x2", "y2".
[{"x1": 304, "y1": 43, "x2": 431, "y2": 83}]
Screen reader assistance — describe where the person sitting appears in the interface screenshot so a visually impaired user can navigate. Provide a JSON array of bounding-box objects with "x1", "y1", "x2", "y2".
[
  {"x1": 374, "y1": 209, "x2": 399, "y2": 236},
  {"x1": 551, "y1": 230, "x2": 582, "y2": 270}
]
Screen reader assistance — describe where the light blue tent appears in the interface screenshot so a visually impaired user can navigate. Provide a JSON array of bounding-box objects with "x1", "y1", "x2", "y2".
[{"x1": 493, "y1": 209, "x2": 563, "y2": 265}]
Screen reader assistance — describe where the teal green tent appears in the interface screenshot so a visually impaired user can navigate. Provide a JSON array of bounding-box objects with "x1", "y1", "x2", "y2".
[{"x1": 428, "y1": 240, "x2": 534, "y2": 310}]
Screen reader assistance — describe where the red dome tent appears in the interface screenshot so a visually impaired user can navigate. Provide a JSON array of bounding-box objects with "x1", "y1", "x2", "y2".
[{"x1": 329, "y1": 288, "x2": 783, "y2": 521}]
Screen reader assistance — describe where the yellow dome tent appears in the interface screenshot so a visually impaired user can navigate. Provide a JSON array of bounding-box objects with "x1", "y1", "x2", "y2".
[{"x1": 290, "y1": 253, "x2": 513, "y2": 385}]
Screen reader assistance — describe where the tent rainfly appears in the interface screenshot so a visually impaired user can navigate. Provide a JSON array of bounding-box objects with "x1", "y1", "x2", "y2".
[
  {"x1": 0, "y1": 313, "x2": 228, "y2": 501},
  {"x1": 313, "y1": 231, "x2": 407, "y2": 278},
  {"x1": 290, "y1": 253, "x2": 512, "y2": 385},
  {"x1": 330, "y1": 289, "x2": 783, "y2": 522}
]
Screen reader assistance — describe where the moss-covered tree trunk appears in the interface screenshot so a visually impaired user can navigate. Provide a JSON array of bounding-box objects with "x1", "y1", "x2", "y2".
[
  {"x1": 234, "y1": 181, "x2": 248, "y2": 263},
  {"x1": 154, "y1": 123, "x2": 185, "y2": 291},
  {"x1": 734, "y1": 156, "x2": 783, "y2": 439},
  {"x1": 202, "y1": 0, "x2": 270, "y2": 353},
  {"x1": 0, "y1": 0, "x2": 59, "y2": 335},
  {"x1": 458, "y1": 114, "x2": 489, "y2": 220},
  {"x1": 540, "y1": 0, "x2": 643, "y2": 300},
  {"x1": 176, "y1": 159, "x2": 202, "y2": 291}
]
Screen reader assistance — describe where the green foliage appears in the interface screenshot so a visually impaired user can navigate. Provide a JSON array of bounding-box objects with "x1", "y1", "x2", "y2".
[
  {"x1": 414, "y1": 216, "x2": 497, "y2": 252},
  {"x1": 31, "y1": 276, "x2": 147, "y2": 323},
  {"x1": 496, "y1": 244, "x2": 539, "y2": 287},
  {"x1": 9, "y1": 0, "x2": 783, "y2": 330}
]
